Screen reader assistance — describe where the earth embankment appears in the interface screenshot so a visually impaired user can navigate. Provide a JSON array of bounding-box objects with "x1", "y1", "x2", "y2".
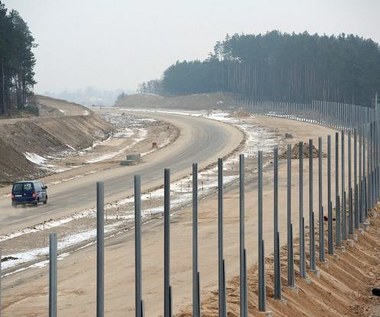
[
  {"x1": 0, "y1": 97, "x2": 112, "y2": 185},
  {"x1": 115, "y1": 92, "x2": 238, "y2": 110}
]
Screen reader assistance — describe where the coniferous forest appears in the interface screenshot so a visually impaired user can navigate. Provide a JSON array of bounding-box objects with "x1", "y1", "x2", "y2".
[
  {"x1": 0, "y1": 1, "x2": 36, "y2": 115},
  {"x1": 141, "y1": 31, "x2": 380, "y2": 107}
]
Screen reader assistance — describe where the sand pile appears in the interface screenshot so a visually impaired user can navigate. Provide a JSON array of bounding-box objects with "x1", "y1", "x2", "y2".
[
  {"x1": 280, "y1": 142, "x2": 326, "y2": 159},
  {"x1": 176, "y1": 209, "x2": 380, "y2": 316}
]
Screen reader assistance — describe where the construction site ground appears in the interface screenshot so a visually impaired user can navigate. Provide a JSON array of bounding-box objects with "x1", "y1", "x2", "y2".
[{"x1": 0, "y1": 93, "x2": 379, "y2": 316}]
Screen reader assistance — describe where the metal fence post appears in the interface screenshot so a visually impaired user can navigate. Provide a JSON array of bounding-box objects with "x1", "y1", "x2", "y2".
[
  {"x1": 49, "y1": 233, "x2": 57, "y2": 317},
  {"x1": 341, "y1": 131, "x2": 347, "y2": 240},
  {"x1": 372, "y1": 122, "x2": 375, "y2": 208},
  {"x1": 299, "y1": 142, "x2": 306, "y2": 278},
  {"x1": 258, "y1": 151, "x2": 266, "y2": 311},
  {"x1": 218, "y1": 159, "x2": 226, "y2": 317},
  {"x1": 348, "y1": 129, "x2": 354, "y2": 235},
  {"x1": 0, "y1": 249, "x2": 1, "y2": 317},
  {"x1": 354, "y1": 129, "x2": 359, "y2": 229},
  {"x1": 309, "y1": 139, "x2": 316, "y2": 270},
  {"x1": 377, "y1": 121, "x2": 380, "y2": 203},
  {"x1": 369, "y1": 123, "x2": 373, "y2": 209},
  {"x1": 287, "y1": 144, "x2": 295, "y2": 286},
  {"x1": 239, "y1": 155, "x2": 247, "y2": 316},
  {"x1": 164, "y1": 168, "x2": 172, "y2": 317},
  {"x1": 364, "y1": 125, "x2": 367, "y2": 219},
  {"x1": 192, "y1": 163, "x2": 200, "y2": 317},
  {"x1": 135, "y1": 175, "x2": 142, "y2": 317},
  {"x1": 327, "y1": 136, "x2": 334, "y2": 254},
  {"x1": 375, "y1": 121, "x2": 379, "y2": 204},
  {"x1": 374, "y1": 122, "x2": 377, "y2": 205},
  {"x1": 369, "y1": 123, "x2": 372, "y2": 208},
  {"x1": 335, "y1": 133, "x2": 341, "y2": 246},
  {"x1": 273, "y1": 148, "x2": 282, "y2": 299},
  {"x1": 318, "y1": 137, "x2": 325, "y2": 261},
  {"x1": 318, "y1": 137, "x2": 325, "y2": 262},
  {"x1": 96, "y1": 181, "x2": 104, "y2": 317},
  {"x1": 376, "y1": 121, "x2": 378, "y2": 204},
  {"x1": 359, "y1": 129, "x2": 363, "y2": 224}
]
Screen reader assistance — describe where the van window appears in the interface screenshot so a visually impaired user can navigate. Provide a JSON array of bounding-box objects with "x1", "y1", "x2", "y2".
[
  {"x1": 23, "y1": 183, "x2": 33, "y2": 191},
  {"x1": 13, "y1": 183, "x2": 23, "y2": 191}
]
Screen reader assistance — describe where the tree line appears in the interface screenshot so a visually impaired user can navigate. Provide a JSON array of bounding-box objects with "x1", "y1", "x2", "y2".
[
  {"x1": 0, "y1": 1, "x2": 37, "y2": 115},
  {"x1": 140, "y1": 31, "x2": 380, "y2": 107}
]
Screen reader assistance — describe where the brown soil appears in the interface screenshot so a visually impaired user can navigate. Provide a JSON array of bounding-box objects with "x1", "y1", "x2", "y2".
[
  {"x1": 36, "y1": 95, "x2": 90, "y2": 117},
  {"x1": 176, "y1": 210, "x2": 380, "y2": 317},
  {"x1": 0, "y1": 96, "x2": 112, "y2": 185},
  {"x1": 172, "y1": 114, "x2": 380, "y2": 317},
  {"x1": 2, "y1": 93, "x2": 380, "y2": 316},
  {"x1": 279, "y1": 142, "x2": 326, "y2": 159},
  {"x1": 115, "y1": 92, "x2": 238, "y2": 110}
]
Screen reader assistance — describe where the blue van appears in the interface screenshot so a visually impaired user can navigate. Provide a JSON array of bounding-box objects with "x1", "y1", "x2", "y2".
[{"x1": 11, "y1": 180, "x2": 48, "y2": 207}]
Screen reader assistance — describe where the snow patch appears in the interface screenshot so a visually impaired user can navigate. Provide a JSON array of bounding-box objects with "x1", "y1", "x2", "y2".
[
  {"x1": 24, "y1": 152, "x2": 47, "y2": 165},
  {"x1": 66, "y1": 144, "x2": 76, "y2": 151}
]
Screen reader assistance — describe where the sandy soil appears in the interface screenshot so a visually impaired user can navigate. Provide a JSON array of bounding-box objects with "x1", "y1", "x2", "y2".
[
  {"x1": 4, "y1": 114, "x2": 379, "y2": 317},
  {"x1": 0, "y1": 97, "x2": 113, "y2": 185},
  {"x1": 177, "y1": 209, "x2": 380, "y2": 317},
  {"x1": 39, "y1": 111, "x2": 178, "y2": 188}
]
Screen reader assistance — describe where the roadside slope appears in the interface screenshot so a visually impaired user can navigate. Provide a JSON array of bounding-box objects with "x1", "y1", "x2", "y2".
[{"x1": 0, "y1": 97, "x2": 112, "y2": 185}]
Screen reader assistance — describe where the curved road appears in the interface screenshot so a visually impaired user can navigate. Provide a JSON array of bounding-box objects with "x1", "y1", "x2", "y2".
[{"x1": 0, "y1": 111, "x2": 243, "y2": 235}]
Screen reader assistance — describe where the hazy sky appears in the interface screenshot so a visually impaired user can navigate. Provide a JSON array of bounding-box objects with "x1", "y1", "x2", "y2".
[{"x1": 4, "y1": 0, "x2": 380, "y2": 94}]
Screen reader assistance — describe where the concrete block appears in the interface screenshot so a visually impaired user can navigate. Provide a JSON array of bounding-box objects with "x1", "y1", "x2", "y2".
[
  {"x1": 257, "y1": 311, "x2": 273, "y2": 317},
  {"x1": 120, "y1": 160, "x2": 135, "y2": 166},
  {"x1": 277, "y1": 298, "x2": 288, "y2": 305},
  {"x1": 322, "y1": 261, "x2": 330, "y2": 269},
  {"x1": 350, "y1": 233, "x2": 358, "y2": 241},
  {"x1": 287, "y1": 285, "x2": 299, "y2": 294},
  {"x1": 126, "y1": 153, "x2": 141, "y2": 162},
  {"x1": 347, "y1": 239, "x2": 355, "y2": 247}
]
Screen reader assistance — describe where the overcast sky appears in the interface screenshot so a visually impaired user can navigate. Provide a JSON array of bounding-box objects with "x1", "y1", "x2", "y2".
[{"x1": 4, "y1": 0, "x2": 380, "y2": 94}]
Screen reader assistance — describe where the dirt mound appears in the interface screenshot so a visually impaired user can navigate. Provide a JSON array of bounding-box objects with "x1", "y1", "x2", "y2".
[
  {"x1": 115, "y1": 92, "x2": 238, "y2": 110},
  {"x1": 36, "y1": 95, "x2": 90, "y2": 116},
  {"x1": 35, "y1": 115, "x2": 111, "y2": 149},
  {"x1": 177, "y1": 210, "x2": 380, "y2": 317},
  {"x1": 232, "y1": 110, "x2": 251, "y2": 118},
  {"x1": 0, "y1": 98, "x2": 112, "y2": 185},
  {"x1": 280, "y1": 142, "x2": 326, "y2": 159}
]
